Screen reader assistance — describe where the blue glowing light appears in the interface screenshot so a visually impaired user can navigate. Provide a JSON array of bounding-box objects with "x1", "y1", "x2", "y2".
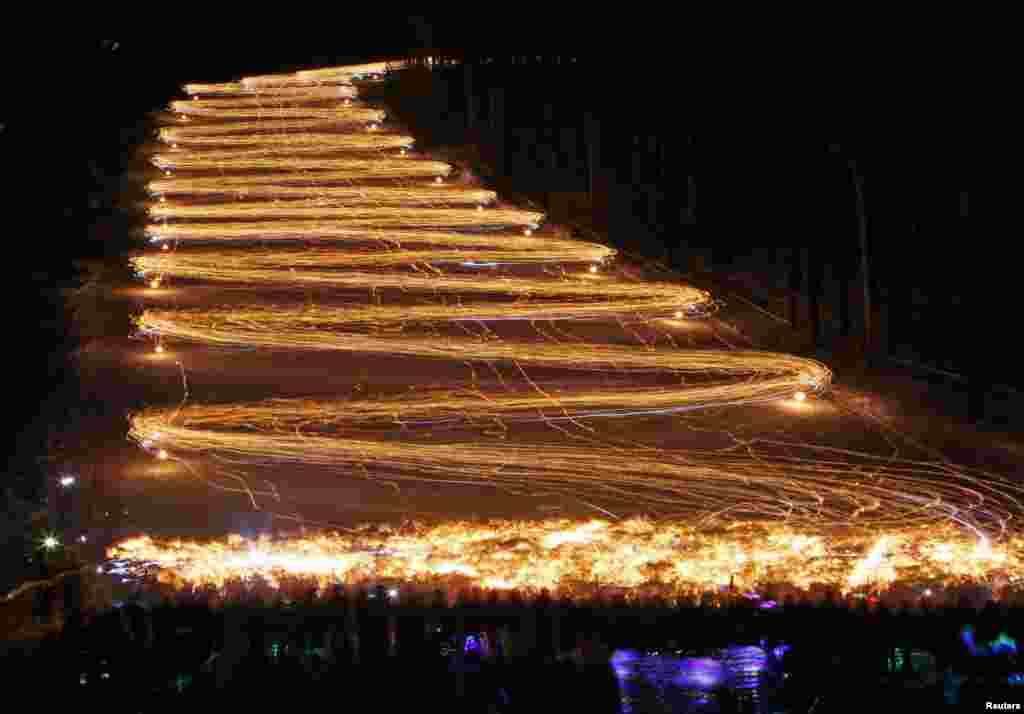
[
  {"x1": 961, "y1": 625, "x2": 1018, "y2": 657},
  {"x1": 992, "y1": 633, "x2": 1018, "y2": 656}
]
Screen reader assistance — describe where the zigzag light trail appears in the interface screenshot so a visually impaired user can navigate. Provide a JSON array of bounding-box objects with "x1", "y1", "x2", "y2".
[{"x1": 114, "y1": 62, "x2": 1024, "y2": 600}]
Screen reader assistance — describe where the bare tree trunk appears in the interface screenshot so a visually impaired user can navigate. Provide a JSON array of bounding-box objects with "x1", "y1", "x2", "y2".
[
  {"x1": 808, "y1": 247, "x2": 823, "y2": 348},
  {"x1": 838, "y1": 268, "x2": 852, "y2": 337},
  {"x1": 584, "y1": 112, "x2": 600, "y2": 205},
  {"x1": 464, "y1": 62, "x2": 476, "y2": 130},
  {"x1": 788, "y1": 246, "x2": 802, "y2": 329},
  {"x1": 850, "y1": 160, "x2": 872, "y2": 360}
]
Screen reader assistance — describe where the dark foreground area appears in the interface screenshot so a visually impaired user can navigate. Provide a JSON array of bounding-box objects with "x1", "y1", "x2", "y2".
[{"x1": 5, "y1": 582, "x2": 1024, "y2": 712}]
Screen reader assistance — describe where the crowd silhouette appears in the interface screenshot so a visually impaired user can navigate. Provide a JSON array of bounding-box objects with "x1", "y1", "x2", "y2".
[{"x1": 5, "y1": 577, "x2": 1023, "y2": 711}]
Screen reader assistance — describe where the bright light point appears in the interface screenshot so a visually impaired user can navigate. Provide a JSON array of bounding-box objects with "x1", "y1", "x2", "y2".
[
  {"x1": 43, "y1": 536, "x2": 59, "y2": 550},
  {"x1": 435, "y1": 177, "x2": 443, "y2": 184},
  {"x1": 59, "y1": 476, "x2": 76, "y2": 487},
  {"x1": 477, "y1": 205, "x2": 484, "y2": 211},
  {"x1": 164, "y1": 170, "x2": 171, "y2": 176},
  {"x1": 149, "y1": 280, "x2": 160, "y2": 289},
  {"x1": 388, "y1": 588, "x2": 398, "y2": 598},
  {"x1": 924, "y1": 589, "x2": 932, "y2": 597},
  {"x1": 154, "y1": 345, "x2": 164, "y2": 354},
  {"x1": 399, "y1": 149, "x2": 406, "y2": 156},
  {"x1": 793, "y1": 391, "x2": 807, "y2": 402},
  {"x1": 524, "y1": 229, "x2": 533, "y2": 236},
  {"x1": 160, "y1": 197, "x2": 166, "y2": 203},
  {"x1": 674, "y1": 311, "x2": 684, "y2": 319},
  {"x1": 157, "y1": 449, "x2": 169, "y2": 460},
  {"x1": 79, "y1": 536, "x2": 88, "y2": 543},
  {"x1": 589, "y1": 265, "x2": 598, "y2": 273},
  {"x1": 171, "y1": 144, "x2": 177, "y2": 149},
  {"x1": 161, "y1": 244, "x2": 169, "y2": 251}
]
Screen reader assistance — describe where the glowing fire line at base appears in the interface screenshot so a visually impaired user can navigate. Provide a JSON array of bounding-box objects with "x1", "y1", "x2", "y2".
[{"x1": 107, "y1": 519, "x2": 1024, "y2": 599}]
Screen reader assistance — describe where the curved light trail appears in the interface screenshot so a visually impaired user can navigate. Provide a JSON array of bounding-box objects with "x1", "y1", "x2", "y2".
[{"x1": 113, "y1": 62, "x2": 1024, "y2": 600}]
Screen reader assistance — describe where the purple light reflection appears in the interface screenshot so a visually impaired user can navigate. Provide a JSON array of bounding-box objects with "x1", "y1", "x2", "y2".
[
  {"x1": 613, "y1": 643, "x2": 788, "y2": 712},
  {"x1": 671, "y1": 656, "x2": 727, "y2": 689}
]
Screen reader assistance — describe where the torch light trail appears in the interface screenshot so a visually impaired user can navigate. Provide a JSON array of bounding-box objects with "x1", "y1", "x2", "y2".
[
  {"x1": 150, "y1": 154, "x2": 452, "y2": 176},
  {"x1": 157, "y1": 132, "x2": 414, "y2": 152},
  {"x1": 168, "y1": 104, "x2": 381, "y2": 120},
  {"x1": 148, "y1": 202, "x2": 543, "y2": 227},
  {"x1": 143, "y1": 224, "x2": 606, "y2": 255},
  {"x1": 147, "y1": 180, "x2": 493, "y2": 205},
  {"x1": 138, "y1": 241, "x2": 612, "y2": 268},
  {"x1": 171, "y1": 88, "x2": 359, "y2": 109},
  {"x1": 110, "y1": 62, "x2": 1024, "y2": 601},
  {"x1": 159, "y1": 115, "x2": 386, "y2": 140}
]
